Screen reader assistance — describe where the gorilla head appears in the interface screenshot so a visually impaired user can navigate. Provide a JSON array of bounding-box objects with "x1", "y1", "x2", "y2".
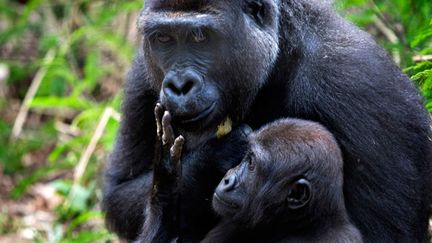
[
  {"x1": 212, "y1": 118, "x2": 345, "y2": 227},
  {"x1": 138, "y1": 0, "x2": 280, "y2": 133}
]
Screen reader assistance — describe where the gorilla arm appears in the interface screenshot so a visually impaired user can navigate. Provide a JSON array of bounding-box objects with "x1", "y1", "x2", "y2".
[
  {"x1": 102, "y1": 54, "x2": 159, "y2": 240},
  {"x1": 140, "y1": 105, "x2": 184, "y2": 243}
]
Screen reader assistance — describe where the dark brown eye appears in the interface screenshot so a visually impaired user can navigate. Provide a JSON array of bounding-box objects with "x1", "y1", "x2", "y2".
[
  {"x1": 156, "y1": 33, "x2": 173, "y2": 43},
  {"x1": 191, "y1": 31, "x2": 208, "y2": 43},
  {"x1": 246, "y1": 0, "x2": 265, "y2": 25},
  {"x1": 247, "y1": 156, "x2": 255, "y2": 171}
]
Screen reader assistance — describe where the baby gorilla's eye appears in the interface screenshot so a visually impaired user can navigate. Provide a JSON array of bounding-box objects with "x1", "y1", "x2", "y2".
[
  {"x1": 156, "y1": 33, "x2": 173, "y2": 43},
  {"x1": 247, "y1": 156, "x2": 255, "y2": 171}
]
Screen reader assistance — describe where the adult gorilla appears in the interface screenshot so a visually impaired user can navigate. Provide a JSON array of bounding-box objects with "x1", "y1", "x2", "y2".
[{"x1": 102, "y1": 0, "x2": 432, "y2": 242}]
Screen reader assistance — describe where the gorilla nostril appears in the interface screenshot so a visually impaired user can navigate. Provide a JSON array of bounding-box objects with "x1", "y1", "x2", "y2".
[
  {"x1": 181, "y1": 80, "x2": 195, "y2": 95},
  {"x1": 167, "y1": 83, "x2": 181, "y2": 95},
  {"x1": 163, "y1": 70, "x2": 203, "y2": 98},
  {"x1": 222, "y1": 176, "x2": 236, "y2": 192},
  {"x1": 164, "y1": 78, "x2": 197, "y2": 97}
]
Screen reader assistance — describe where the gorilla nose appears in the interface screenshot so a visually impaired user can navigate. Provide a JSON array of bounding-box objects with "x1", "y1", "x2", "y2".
[
  {"x1": 163, "y1": 71, "x2": 202, "y2": 98},
  {"x1": 220, "y1": 174, "x2": 237, "y2": 192}
]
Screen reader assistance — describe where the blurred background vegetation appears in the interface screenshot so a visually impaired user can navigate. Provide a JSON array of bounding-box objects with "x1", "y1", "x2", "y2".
[{"x1": 0, "y1": 0, "x2": 430, "y2": 242}]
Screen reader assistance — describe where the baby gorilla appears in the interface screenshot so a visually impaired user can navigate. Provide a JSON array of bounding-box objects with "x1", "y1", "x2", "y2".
[{"x1": 204, "y1": 119, "x2": 362, "y2": 243}]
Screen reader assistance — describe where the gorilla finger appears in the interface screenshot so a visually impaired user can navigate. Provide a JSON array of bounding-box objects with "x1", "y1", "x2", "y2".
[
  {"x1": 154, "y1": 103, "x2": 164, "y2": 139},
  {"x1": 162, "y1": 111, "x2": 175, "y2": 146},
  {"x1": 170, "y1": 135, "x2": 185, "y2": 164}
]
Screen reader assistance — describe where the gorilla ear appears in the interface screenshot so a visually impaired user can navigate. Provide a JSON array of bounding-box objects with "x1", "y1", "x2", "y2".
[
  {"x1": 287, "y1": 179, "x2": 311, "y2": 210},
  {"x1": 246, "y1": 0, "x2": 266, "y2": 25}
]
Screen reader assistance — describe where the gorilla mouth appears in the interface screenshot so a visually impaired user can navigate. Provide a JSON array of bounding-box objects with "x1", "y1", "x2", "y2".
[
  {"x1": 176, "y1": 103, "x2": 216, "y2": 125},
  {"x1": 213, "y1": 193, "x2": 239, "y2": 210}
]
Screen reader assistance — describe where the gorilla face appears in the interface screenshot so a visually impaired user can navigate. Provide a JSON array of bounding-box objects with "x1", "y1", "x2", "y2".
[
  {"x1": 212, "y1": 144, "x2": 312, "y2": 224},
  {"x1": 211, "y1": 118, "x2": 345, "y2": 226},
  {"x1": 138, "y1": 0, "x2": 280, "y2": 132}
]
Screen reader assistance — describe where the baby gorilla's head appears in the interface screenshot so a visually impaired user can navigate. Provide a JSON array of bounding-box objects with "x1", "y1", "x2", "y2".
[{"x1": 212, "y1": 118, "x2": 344, "y2": 227}]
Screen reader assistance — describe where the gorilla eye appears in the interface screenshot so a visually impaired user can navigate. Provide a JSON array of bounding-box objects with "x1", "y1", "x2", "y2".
[
  {"x1": 156, "y1": 33, "x2": 173, "y2": 44},
  {"x1": 246, "y1": 0, "x2": 266, "y2": 25},
  {"x1": 190, "y1": 30, "x2": 208, "y2": 44},
  {"x1": 247, "y1": 156, "x2": 255, "y2": 171},
  {"x1": 193, "y1": 34, "x2": 207, "y2": 43}
]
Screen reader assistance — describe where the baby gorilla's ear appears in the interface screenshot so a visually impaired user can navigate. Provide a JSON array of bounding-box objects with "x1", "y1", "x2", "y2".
[{"x1": 287, "y1": 179, "x2": 311, "y2": 210}]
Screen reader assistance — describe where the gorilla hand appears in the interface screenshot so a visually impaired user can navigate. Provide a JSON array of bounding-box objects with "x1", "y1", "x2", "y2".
[
  {"x1": 153, "y1": 103, "x2": 184, "y2": 192},
  {"x1": 140, "y1": 103, "x2": 184, "y2": 243}
]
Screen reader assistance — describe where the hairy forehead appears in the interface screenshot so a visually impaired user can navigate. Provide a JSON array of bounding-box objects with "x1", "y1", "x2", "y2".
[
  {"x1": 138, "y1": 11, "x2": 222, "y2": 34},
  {"x1": 140, "y1": 11, "x2": 215, "y2": 23},
  {"x1": 250, "y1": 142, "x2": 271, "y2": 162},
  {"x1": 143, "y1": 0, "x2": 244, "y2": 13},
  {"x1": 138, "y1": 0, "x2": 236, "y2": 34}
]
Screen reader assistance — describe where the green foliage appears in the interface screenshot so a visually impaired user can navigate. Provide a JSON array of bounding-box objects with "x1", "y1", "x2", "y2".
[
  {"x1": 0, "y1": 0, "x2": 141, "y2": 241},
  {"x1": 338, "y1": 0, "x2": 432, "y2": 110},
  {"x1": 405, "y1": 20, "x2": 432, "y2": 110}
]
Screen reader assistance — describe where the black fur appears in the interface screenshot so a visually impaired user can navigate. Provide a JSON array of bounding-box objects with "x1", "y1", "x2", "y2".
[{"x1": 102, "y1": 0, "x2": 432, "y2": 242}]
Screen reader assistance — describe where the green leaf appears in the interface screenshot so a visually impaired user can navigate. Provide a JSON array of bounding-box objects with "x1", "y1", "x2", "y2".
[
  {"x1": 29, "y1": 96, "x2": 94, "y2": 110},
  {"x1": 411, "y1": 28, "x2": 432, "y2": 48}
]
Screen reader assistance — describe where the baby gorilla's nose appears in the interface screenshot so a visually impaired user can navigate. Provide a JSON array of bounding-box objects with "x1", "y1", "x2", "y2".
[{"x1": 220, "y1": 174, "x2": 237, "y2": 192}]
